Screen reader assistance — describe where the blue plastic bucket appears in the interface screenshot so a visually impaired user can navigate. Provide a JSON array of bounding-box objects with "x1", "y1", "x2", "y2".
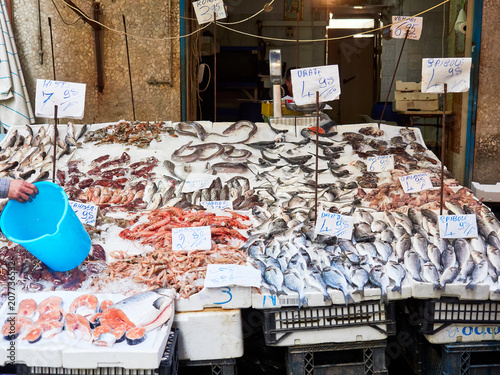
[{"x1": 0, "y1": 181, "x2": 91, "y2": 272}]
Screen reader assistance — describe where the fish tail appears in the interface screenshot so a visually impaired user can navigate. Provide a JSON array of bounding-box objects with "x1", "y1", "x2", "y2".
[
  {"x1": 323, "y1": 293, "x2": 333, "y2": 305},
  {"x1": 380, "y1": 291, "x2": 388, "y2": 305},
  {"x1": 299, "y1": 296, "x2": 308, "y2": 309},
  {"x1": 391, "y1": 285, "x2": 402, "y2": 294},
  {"x1": 344, "y1": 291, "x2": 355, "y2": 306},
  {"x1": 465, "y1": 282, "x2": 476, "y2": 291}
]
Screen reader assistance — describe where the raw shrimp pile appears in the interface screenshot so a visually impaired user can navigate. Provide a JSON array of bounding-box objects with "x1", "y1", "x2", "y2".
[{"x1": 105, "y1": 207, "x2": 250, "y2": 297}]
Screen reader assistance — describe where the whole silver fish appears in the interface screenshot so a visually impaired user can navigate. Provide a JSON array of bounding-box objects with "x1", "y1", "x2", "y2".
[
  {"x1": 283, "y1": 268, "x2": 308, "y2": 308},
  {"x1": 456, "y1": 258, "x2": 475, "y2": 283},
  {"x1": 264, "y1": 265, "x2": 286, "y2": 295},
  {"x1": 488, "y1": 232, "x2": 500, "y2": 250},
  {"x1": 387, "y1": 261, "x2": 406, "y2": 294},
  {"x1": 222, "y1": 120, "x2": 257, "y2": 144},
  {"x1": 441, "y1": 245, "x2": 457, "y2": 270},
  {"x1": 427, "y1": 244, "x2": 442, "y2": 271},
  {"x1": 404, "y1": 250, "x2": 423, "y2": 282},
  {"x1": 351, "y1": 267, "x2": 369, "y2": 296},
  {"x1": 374, "y1": 241, "x2": 392, "y2": 263},
  {"x1": 356, "y1": 242, "x2": 377, "y2": 258},
  {"x1": 422, "y1": 262, "x2": 440, "y2": 290},
  {"x1": 487, "y1": 244, "x2": 500, "y2": 275},
  {"x1": 395, "y1": 233, "x2": 411, "y2": 262},
  {"x1": 380, "y1": 228, "x2": 395, "y2": 243},
  {"x1": 304, "y1": 269, "x2": 332, "y2": 304},
  {"x1": 466, "y1": 260, "x2": 488, "y2": 290},
  {"x1": 369, "y1": 265, "x2": 390, "y2": 303},
  {"x1": 322, "y1": 266, "x2": 355, "y2": 305},
  {"x1": 455, "y1": 238, "x2": 472, "y2": 268},
  {"x1": 439, "y1": 266, "x2": 459, "y2": 289},
  {"x1": 265, "y1": 239, "x2": 281, "y2": 259},
  {"x1": 412, "y1": 233, "x2": 429, "y2": 261}
]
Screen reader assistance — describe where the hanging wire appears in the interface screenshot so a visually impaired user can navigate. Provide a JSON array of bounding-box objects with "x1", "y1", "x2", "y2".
[
  {"x1": 53, "y1": 0, "x2": 449, "y2": 44},
  {"x1": 218, "y1": 0, "x2": 450, "y2": 43},
  {"x1": 219, "y1": 0, "x2": 275, "y2": 25},
  {"x1": 51, "y1": 0, "x2": 82, "y2": 25}
]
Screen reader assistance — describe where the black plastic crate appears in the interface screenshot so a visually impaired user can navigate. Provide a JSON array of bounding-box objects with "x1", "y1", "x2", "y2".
[
  {"x1": 407, "y1": 298, "x2": 500, "y2": 335},
  {"x1": 178, "y1": 358, "x2": 236, "y2": 375},
  {"x1": 422, "y1": 342, "x2": 500, "y2": 375},
  {"x1": 16, "y1": 329, "x2": 179, "y2": 375},
  {"x1": 263, "y1": 301, "x2": 396, "y2": 346},
  {"x1": 286, "y1": 340, "x2": 388, "y2": 375}
]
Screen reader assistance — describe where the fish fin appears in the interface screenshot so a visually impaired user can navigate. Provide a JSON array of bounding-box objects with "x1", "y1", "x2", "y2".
[
  {"x1": 344, "y1": 291, "x2": 355, "y2": 306},
  {"x1": 323, "y1": 293, "x2": 333, "y2": 304},
  {"x1": 299, "y1": 297, "x2": 308, "y2": 309},
  {"x1": 152, "y1": 298, "x2": 163, "y2": 310},
  {"x1": 391, "y1": 285, "x2": 402, "y2": 294},
  {"x1": 380, "y1": 292, "x2": 388, "y2": 305}
]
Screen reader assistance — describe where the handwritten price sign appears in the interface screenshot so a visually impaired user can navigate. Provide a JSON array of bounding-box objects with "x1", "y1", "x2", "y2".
[
  {"x1": 182, "y1": 173, "x2": 216, "y2": 193},
  {"x1": 35, "y1": 79, "x2": 86, "y2": 119},
  {"x1": 315, "y1": 211, "x2": 354, "y2": 239},
  {"x1": 391, "y1": 16, "x2": 423, "y2": 40},
  {"x1": 172, "y1": 226, "x2": 211, "y2": 251},
  {"x1": 201, "y1": 200, "x2": 233, "y2": 211},
  {"x1": 438, "y1": 214, "x2": 478, "y2": 239},
  {"x1": 205, "y1": 264, "x2": 261, "y2": 288},
  {"x1": 291, "y1": 65, "x2": 341, "y2": 106},
  {"x1": 68, "y1": 200, "x2": 98, "y2": 226},
  {"x1": 192, "y1": 0, "x2": 226, "y2": 25},
  {"x1": 421, "y1": 58, "x2": 472, "y2": 93},
  {"x1": 399, "y1": 173, "x2": 433, "y2": 194},
  {"x1": 368, "y1": 155, "x2": 395, "y2": 172}
]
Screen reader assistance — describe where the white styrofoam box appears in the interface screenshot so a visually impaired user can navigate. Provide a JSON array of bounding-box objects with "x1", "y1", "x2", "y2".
[
  {"x1": 0, "y1": 291, "x2": 174, "y2": 368},
  {"x1": 471, "y1": 182, "x2": 500, "y2": 202},
  {"x1": 175, "y1": 286, "x2": 251, "y2": 312},
  {"x1": 251, "y1": 285, "x2": 411, "y2": 309},
  {"x1": 425, "y1": 324, "x2": 500, "y2": 344},
  {"x1": 173, "y1": 308, "x2": 243, "y2": 361},
  {"x1": 411, "y1": 282, "x2": 490, "y2": 300}
]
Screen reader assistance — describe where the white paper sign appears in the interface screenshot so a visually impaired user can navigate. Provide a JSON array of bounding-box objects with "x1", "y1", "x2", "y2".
[
  {"x1": 192, "y1": 0, "x2": 227, "y2": 25},
  {"x1": 35, "y1": 79, "x2": 86, "y2": 119},
  {"x1": 182, "y1": 173, "x2": 216, "y2": 193},
  {"x1": 68, "y1": 200, "x2": 98, "y2": 226},
  {"x1": 172, "y1": 226, "x2": 212, "y2": 251},
  {"x1": 315, "y1": 211, "x2": 354, "y2": 239},
  {"x1": 421, "y1": 58, "x2": 472, "y2": 93},
  {"x1": 391, "y1": 16, "x2": 423, "y2": 40},
  {"x1": 399, "y1": 173, "x2": 433, "y2": 193},
  {"x1": 205, "y1": 264, "x2": 261, "y2": 288},
  {"x1": 291, "y1": 65, "x2": 341, "y2": 106},
  {"x1": 201, "y1": 200, "x2": 233, "y2": 211},
  {"x1": 367, "y1": 155, "x2": 395, "y2": 172},
  {"x1": 438, "y1": 214, "x2": 478, "y2": 239}
]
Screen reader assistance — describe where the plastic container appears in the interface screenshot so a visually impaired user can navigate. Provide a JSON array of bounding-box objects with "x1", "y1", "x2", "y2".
[
  {"x1": 263, "y1": 301, "x2": 396, "y2": 346},
  {"x1": 0, "y1": 181, "x2": 91, "y2": 272},
  {"x1": 286, "y1": 340, "x2": 388, "y2": 375}
]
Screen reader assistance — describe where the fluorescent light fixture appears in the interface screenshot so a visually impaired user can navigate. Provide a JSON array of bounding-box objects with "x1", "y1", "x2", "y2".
[{"x1": 328, "y1": 18, "x2": 375, "y2": 29}]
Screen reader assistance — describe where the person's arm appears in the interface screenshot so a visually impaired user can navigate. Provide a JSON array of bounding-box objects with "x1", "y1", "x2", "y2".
[
  {"x1": 0, "y1": 178, "x2": 9, "y2": 199},
  {"x1": 2, "y1": 179, "x2": 39, "y2": 202}
]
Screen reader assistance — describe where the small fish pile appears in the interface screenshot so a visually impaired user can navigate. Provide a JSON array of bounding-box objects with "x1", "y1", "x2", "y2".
[
  {"x1": 2, "y1": 289, "x2": 174, "y2": 347},
  {"x1": 0, "y1": 124, "x2": 83, "y2": 183},
  {"x1": 84, "y1": 120, "x2": 174, "y2": 148},
  {"x1": 0, "y1": 244, "x2": 107, "y2": 295}
]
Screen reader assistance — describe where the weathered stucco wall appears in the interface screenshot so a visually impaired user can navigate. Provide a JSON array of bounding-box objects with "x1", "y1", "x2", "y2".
[
  {"x1": 473, "y1": 0, "x2": 500, "y2": 183},
  {"x1": 13, "y1": 0, "x2": 181, "y2": 125}
]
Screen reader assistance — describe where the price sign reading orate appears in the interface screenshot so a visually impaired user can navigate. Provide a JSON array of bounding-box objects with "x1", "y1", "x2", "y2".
[
  {"x1": 399, "y1": 173, "x2": 433, "y2": 194},
  {"x1": 193, "y1": 0, "x2": 226, "y2": 25},
  {"x1": 291, "y1": 65, "x2": 341, "y2": 106},
  {"x1": 421, "y1": 58, "x2": 472, "y2": 93},
  {"x1": 35, "y1": 79, "x2": 86, "y2": 119},
  {"x1": 368, "y1": 155, "x2": 395, "y2": 172},
  {"x1": 68, "y1": 200, "x2": 98, "y2": 226},
  {"x1": 315, "y1": 212, "x2": 354, "y2": 239},
  {"x1": 391, "y1": 16, "x2": 423, "y2": 40},
  {"x1": 438, "y1": 214, "x2": 478, "y2": 239},
  {"x1": 172, "y1": 226, "x2": 211, "y2": 251}
]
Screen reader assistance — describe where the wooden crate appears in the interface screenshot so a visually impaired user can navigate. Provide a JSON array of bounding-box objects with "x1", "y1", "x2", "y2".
[{"x1": 393, "y1": 99, "x2": 439, "y2": 112}]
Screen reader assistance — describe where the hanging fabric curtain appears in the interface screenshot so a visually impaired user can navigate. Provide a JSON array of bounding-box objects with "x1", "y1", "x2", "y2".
[{"x1": 0, "y1": 0, "x2": 35, "y2": 131}]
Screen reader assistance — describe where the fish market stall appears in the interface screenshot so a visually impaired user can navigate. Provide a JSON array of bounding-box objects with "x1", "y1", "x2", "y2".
[{"x1": 0, "y1": 119, "x2": 500, "y2": 371}]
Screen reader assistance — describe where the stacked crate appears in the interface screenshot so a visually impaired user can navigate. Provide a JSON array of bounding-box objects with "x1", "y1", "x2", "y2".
[{"x1": 393, "y1": 81, "x2": 440, "y2": 112}]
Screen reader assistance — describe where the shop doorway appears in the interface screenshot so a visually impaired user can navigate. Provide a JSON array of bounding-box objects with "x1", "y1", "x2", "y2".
[{"x1": 327, "y1": 18, "x2": 379, "y2": 124}]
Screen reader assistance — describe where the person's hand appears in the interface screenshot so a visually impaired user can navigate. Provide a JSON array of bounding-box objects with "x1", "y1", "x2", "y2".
[{"x1": 7, "y1": 180, "x2": 39, "y2": 203}]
